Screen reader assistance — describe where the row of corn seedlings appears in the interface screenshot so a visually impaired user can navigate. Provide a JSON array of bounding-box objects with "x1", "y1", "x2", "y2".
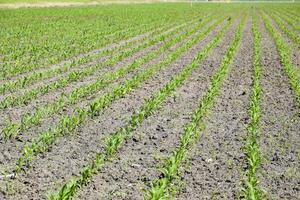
[
  {"x1": 241, "y1": 12, "x2": 262, "y2": 200},
  {"x1": 0, "y1": 14, "x2": 214, "y2": 140},
  {"x1": 266, "y1": 11, "x2": 300, "y2": 49},
  {"x1": 0, "y1": 18, "x2": 186, "y2": 95},
  {"x1": 46, "y1": 15, "x2": 234, "y2": 200},
  {"x1": 145, "y1": 15, "x2": 246, "y2": 200},
  {"x1": 0, "y1": 16, "x2": 208, "y2": 110},
  {"x1": 1, "y1": 6, "x2": 196, "y2": 79},
  {"x1": 274, "y1": 11, "x2": 300, "y2": 33},
  {"x1": 261, "y1": 12, "x2": 300, "y2": 107},
  {"x1": 12, "y1": 15, "x2": 226, "y2": 178}
]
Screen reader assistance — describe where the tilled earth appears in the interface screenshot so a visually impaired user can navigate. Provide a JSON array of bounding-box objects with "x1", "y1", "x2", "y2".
[{"x1": 0, "y1": 6, "x2": 299, "y2": 200}]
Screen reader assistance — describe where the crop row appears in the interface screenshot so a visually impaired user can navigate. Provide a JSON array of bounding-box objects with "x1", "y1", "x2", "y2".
[
  {"x1": 0, "y1": 18, "x2": 182, "y2": 96},
  {"x1": 241, "y1": 13, "x2": 262, "y2": 200},
  {"x1": 266, "y1": 11, "x2": 300, "y2": 49},
  {"x1": 0, "y1": 16, "x2": 158, "y2": 79},
  {"x1": 279, "y1": 9, "x2": 300, "y2": 23},
  {"x1": 274, "y1": 11, "x2": 300, "y2": 33},
  {"x1": 12, "y1": 14, "x2": 225, "y2": 179},
  {"x1": 145, "y1": 14, "x2": 245, "y2": 200},
  {"x1": 0, "y1": 18, "x2": 195, "y2": 110},
  {"x1": 0, "y1": 14, "x2": 212, "y2": 140},
  {"x1": 262, "y1": 12, "x2": 300, "y2": 107},
  {"x1": 1, "y1": 6, "x2": 201, "y2": 79},
  {"x1": 46, "y1": 14, "x2": 233, "y2": 200}
]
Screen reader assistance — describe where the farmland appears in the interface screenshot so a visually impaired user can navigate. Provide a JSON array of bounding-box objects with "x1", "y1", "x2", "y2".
[{"x1": 0, "y1": 2, "x2": 299, "y2": 200}]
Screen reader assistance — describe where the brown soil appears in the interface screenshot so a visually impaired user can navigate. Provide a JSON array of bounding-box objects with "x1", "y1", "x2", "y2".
[{"x1": 0, "y1": 9, "x2": 299, "y2": 200}]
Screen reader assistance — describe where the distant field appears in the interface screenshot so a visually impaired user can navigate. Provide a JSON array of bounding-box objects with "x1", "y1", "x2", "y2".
[
  {"x1": 0, "y1": 0, "x2": 162, "y2": 5},
  {"x1": 0, "y1": 0, "x2": 168, "y2": 6},
  {"x1": 0, "y1": 0, "x2": 299, "y2": 8},
  {"x1": 0, "y1": 2, "x2": 300, "y2": 200},
  {"x1": 0, "y1": 0, "x2": 89, "y2": 3}
]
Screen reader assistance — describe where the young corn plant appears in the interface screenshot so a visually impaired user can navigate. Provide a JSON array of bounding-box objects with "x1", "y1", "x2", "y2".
[
  {"x1": 241, "y1": 13, "x2": 262, "y2": 200},
  {"x1": 2, "y1": 121, "x2": 18, "y2": 141}
]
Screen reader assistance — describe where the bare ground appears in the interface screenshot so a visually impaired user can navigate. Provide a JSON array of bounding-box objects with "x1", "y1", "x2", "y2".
[{"x1": 0, "y1": 9, "x2": 299, "y2": 200}]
